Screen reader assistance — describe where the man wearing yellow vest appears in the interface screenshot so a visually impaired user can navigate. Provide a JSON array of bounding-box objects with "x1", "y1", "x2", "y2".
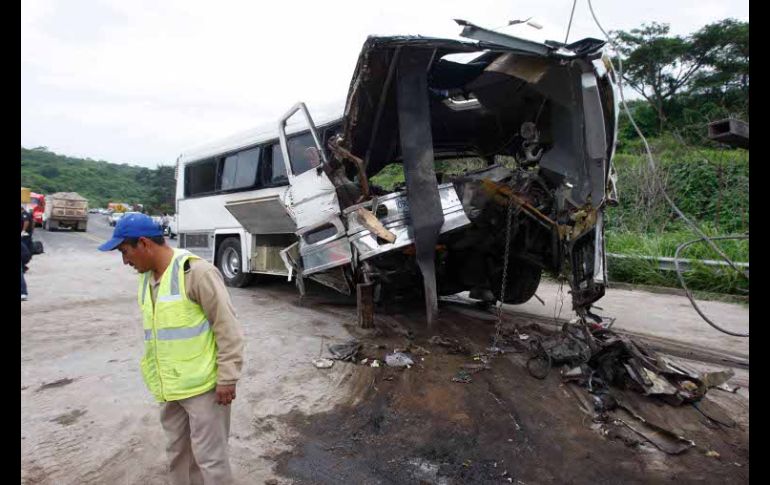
[{"x1": 99, "y1": 213, "x2": 244, "y2": 485}]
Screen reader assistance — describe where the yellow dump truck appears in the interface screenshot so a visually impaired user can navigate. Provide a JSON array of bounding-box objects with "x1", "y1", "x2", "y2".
[{"x1": 43, "y1": 192, "x2": 89, "y2": 231}]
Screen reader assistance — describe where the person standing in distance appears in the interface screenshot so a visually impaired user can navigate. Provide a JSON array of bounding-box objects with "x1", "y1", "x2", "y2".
[
  {"x1": 21, "y1": 205, "x2": 33, "y2": 254},
  {"x1": 98, "y1": 213, "x2": 244, "y2": 484}
]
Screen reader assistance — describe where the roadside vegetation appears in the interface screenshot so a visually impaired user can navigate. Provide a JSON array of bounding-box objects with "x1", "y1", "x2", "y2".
[
  {"x1": 606, "y1": 18, "x2": 748, "y2": 295},
  {"x1": 20, "y1": 147, "x2": 176, "y2": 214}
]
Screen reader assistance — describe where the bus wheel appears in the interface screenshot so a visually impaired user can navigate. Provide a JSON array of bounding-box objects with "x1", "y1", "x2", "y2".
[
  {"x1": 216, "y1": 237, "x2": 253, "y2": 288},
  {"x1": 491, "y1": 259, "x2": 542, "y2": 304}
]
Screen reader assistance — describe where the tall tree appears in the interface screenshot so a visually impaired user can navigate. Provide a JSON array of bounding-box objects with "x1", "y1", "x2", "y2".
[
  {"x1": 612, "y1": 19, "x2": 749, "y2": 132},
  {"x1": 689, "y1": 19, "x2": 749, "y2": 98}
]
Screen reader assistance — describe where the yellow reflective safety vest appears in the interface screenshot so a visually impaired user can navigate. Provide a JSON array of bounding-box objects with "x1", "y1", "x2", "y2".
[{"x1": 138, "y1": 249, "x2": 218, "y2": 402}]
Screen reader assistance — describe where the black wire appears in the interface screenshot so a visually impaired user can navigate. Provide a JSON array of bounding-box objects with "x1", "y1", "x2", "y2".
[{"x1": 675, "y1": 235, "x2": 749, "y2": 337}]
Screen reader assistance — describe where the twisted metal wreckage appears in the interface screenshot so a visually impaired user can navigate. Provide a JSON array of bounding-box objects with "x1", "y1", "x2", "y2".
[{"x1": 279, "y1": 20, "x2": 620, "y2": 327}]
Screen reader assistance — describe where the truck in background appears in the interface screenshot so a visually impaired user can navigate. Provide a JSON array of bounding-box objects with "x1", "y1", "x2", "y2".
[
  {"x1": 43, "y1": 192, "x2": 89, "y2": 231},
  {"x1": 108, "y1": 202, "x2": 131, "y2": 213},
  {"x1": 26, "y1": 193, "x2": 46, "y2": 227},
  {"x1": 21, "y1": 188, "x2": 46, "y2": 226}
]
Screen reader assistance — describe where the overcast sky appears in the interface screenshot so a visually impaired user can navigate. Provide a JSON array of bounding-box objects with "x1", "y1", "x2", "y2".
[{"x1": 21, "y1": 0, "x2": 749, "y2": 168}]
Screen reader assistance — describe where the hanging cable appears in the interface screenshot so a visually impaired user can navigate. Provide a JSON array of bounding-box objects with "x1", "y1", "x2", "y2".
[
  {"x1": 564, "y1": 0, "x2": 578, "y2": 44},
  {"x1": 675, "y1": 235, "x2": 749, "y2": 337},
  {"x1": 586, "y1": 0, "x2": 749, "y2": 337}
]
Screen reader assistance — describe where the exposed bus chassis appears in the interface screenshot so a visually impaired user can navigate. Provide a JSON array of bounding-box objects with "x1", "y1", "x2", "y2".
[{"x1": 282, "y1": 21, "x2": 619, "y2": 325}]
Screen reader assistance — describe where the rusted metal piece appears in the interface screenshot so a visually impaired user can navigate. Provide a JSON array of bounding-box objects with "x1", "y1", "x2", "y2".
[
  {"x1": 481, "y1": 179, "x2": 557, "y2": 227},
  {"x1": 355, "y1": 207, "x2": 396, "y2": 244},
  {"x1": 328, "y1": 138, "x2": 371, "y2": 201},
  {"x1": 357, "y1": 282, "x2": 375, "y2": 328}
]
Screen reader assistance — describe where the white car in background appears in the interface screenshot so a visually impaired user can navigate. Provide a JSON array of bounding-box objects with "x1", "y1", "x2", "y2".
[{"x1": 166, "y1": 215, "x2": 177, "y2": 239}]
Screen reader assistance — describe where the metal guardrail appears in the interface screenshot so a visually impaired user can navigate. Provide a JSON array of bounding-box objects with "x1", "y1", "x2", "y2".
[{"x1": 607, "y1": 253, "x2": 749, "y2": 276}]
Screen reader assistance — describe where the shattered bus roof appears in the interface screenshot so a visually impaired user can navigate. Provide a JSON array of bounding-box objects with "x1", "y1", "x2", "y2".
[{"x1": 339, "y1": 31, "x2": 608, "y2": 178}]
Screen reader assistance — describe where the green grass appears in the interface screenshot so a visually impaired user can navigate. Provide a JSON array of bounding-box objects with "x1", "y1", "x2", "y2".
[
  {"x1": 606, "y1": 228, "x2": 748, "y2": 295},
  {"x1": 605, "y1": 136, "x2": 748, "y2": 295}
]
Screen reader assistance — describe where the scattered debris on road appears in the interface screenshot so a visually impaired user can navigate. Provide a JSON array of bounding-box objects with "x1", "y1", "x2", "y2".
[
  {"x1": 36, "y1": 377, "x2": 75, "y2": 392},
  {"x1": 328, "y1": 339, "x2": 361, "y2": 362},
  {"x1": 312, "y1": 358, "x2": 334, "y2": 369},
  {"x1": 385, "y1": 352, "x2": 414, "y2": 368}
]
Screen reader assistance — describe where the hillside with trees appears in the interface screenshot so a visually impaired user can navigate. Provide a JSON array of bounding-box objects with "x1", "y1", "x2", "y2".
[{"x1": 20, "y1": 147, "x2": 175, "y2": 214}]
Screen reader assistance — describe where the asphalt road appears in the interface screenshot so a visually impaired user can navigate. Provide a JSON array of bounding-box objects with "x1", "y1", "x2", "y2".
[{"x1": 32, "y1": 213, "x2": 178, "y2": 253}]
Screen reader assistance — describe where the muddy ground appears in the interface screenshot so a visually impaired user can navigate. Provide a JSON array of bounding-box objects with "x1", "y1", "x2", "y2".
[{"x1": 272, "y1": 301, "x2": 748, "y2": 485}]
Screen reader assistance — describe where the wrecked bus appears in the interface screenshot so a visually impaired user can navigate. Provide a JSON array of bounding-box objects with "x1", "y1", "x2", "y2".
[{"x1": 175, "y1": 21, "x2": 619, "y2": 324}]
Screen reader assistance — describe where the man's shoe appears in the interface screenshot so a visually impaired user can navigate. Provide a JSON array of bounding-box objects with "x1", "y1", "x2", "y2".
[{"x1": 21, "y1": 294, "x2": 28, "y2": 301}]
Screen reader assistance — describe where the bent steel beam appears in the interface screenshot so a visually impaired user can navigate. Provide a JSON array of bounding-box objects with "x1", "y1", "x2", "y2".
[{"x1": 396, "y1": 49, "x2": 445, "y2": 325}]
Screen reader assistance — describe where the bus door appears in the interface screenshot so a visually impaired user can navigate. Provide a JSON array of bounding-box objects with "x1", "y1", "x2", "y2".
[{"x1": 278, "y1": 103, "x2": 351, "y2": 276}]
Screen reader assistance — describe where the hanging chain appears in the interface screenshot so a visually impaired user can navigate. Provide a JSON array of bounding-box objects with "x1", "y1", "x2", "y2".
[{"x1": 492, "y1": 176, "x2": 518, "y2": 350}]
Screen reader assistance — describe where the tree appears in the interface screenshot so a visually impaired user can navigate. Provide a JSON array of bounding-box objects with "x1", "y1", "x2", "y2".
[
  {"x1": 149, "y1": 165, "x2": 176, "y2": 213},
  {"x1": 689, "y1": 19, "x2": 749, "y2": 101},
  {"x1": 612, "y1": 19, "x2": 749, "y2": 132}
]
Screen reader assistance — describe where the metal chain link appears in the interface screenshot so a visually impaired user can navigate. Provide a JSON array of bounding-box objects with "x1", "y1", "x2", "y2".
[{"x1": 492, "y1": 176, "x2": 518, "y2": 350}]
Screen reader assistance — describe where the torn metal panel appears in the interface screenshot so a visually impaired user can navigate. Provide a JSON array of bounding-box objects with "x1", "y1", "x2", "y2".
[
  {"x1": 484, "y1": 52, "x2": 552, "y2": 84},
  {"x1": 693, "y1": 398, "x2": 736, "y2": 428},
  {"x1": 396, "y1": 48, "x2": 445, "y2": 324},
  {"x1": 296, "y1": 216, "x2": 352, "y2": 276},
  {"x1": 455, "y1": 19, "x2": 553, "y2": 57},
  {"x1": 581, "y1": 71, "x2": 608, "y2": 208},
  {"x1": 307, "y1": 266, "x2": 354, "y2": 296},
  {"x1": 593, "y1": 211, "x2": 607, "y2": 285},
  {"x1": 279, "y1": 242, "x2": 300, "y2": 280},
  {"x1": 537, "y1": 67, "x2": 592, "y2": 206},
  {"x1": 279, "y1": 242, "x2": 305, "y2": 296},
  {"x1": 640, "y1": 367, "x2": 680, "y2": 397},
  {"x1": 615, "y1": 409, "x2": 694, "y2": 455},
  {"x1": 347, "y1": 184, "x2": 469, "y2": 262}
]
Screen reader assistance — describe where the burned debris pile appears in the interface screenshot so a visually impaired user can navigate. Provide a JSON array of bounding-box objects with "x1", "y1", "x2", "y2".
[{"x1": 495, "y1": 320, "x2": 738, "y2": 455}]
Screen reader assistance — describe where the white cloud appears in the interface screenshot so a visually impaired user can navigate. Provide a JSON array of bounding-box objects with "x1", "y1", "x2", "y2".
[{"x1": 21, "y1": 0, "x2": 749, "y2": 167}]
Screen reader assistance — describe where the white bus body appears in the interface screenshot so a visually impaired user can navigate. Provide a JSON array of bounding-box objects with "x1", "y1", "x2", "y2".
[
  {"x1": 175, "y1": 107, "x2": 345, "y2": 286},
  {"x1": 175, "y1": 26, "x2": 619, "y2": 325}
]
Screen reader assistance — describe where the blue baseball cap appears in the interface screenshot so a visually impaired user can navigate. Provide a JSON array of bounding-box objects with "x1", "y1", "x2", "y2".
[{"x1": 98, "y1": 213, "x2": 164, "y2": 251}]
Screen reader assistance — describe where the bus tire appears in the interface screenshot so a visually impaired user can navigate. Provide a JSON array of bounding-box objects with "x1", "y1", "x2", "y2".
[
  {"x1": 216, "y1": 237, "x2": 253, "y2": 288},
  {"x1": 491, "y1": 259, "x2": 542, "y2": 304}
]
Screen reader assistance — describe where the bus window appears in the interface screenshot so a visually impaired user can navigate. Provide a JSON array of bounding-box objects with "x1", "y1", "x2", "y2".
[
  {"x1": 185, "y1": 158, "x2": 217, "y2": 197},
  {"x1": 287, "y1": 132, "x2": 320, "y2": 176},
  {"x1": 221, "y1": 154, "x2": 238, "y2": 190},
  {"x1": 221, "y1": 147, "x2": 260, "y2": 191},
  {"x1": 269, "y1": 143, "x2": 288, "y2": 185}
]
